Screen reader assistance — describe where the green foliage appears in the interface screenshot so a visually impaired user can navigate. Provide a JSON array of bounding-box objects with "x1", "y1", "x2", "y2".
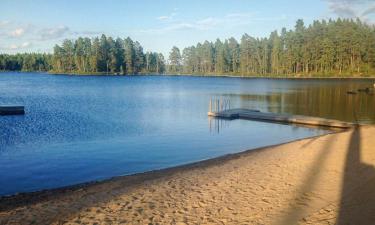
[
  {"x1": 145, "y1": 52, "x2": 166, "y2": 74},
  {"x1": 51, "y1": 35, "x2": 166, "y2": 75},
  {"x1": 0, "y1": 53, "x2": 51, "y2": 71},
  {"x1": 173, "y1": 18, "x2": 375, "y2": 77},
  {"x1": 0, "y1": 35, "x2": 166, "y2": 75},
  {"x1": 1, "y1": 18, "x2": 375, "y2": 77},
  {"x1": 168, "y1": 46, "x2": 182, "y2": 74}
]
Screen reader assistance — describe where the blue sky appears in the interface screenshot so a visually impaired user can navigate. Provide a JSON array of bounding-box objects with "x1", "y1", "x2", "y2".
[{"x1": 1, "y1": 0, "x2": 375, "y2": 56}]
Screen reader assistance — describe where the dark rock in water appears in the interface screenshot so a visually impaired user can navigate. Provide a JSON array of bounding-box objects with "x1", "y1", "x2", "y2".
[
  {"x1": 358, "y1": 87, "x2": 371, "y2": 92},
  {"x1": 0, "y1": 106, "x2": 25, "y2": 115},
  {"x1": 347, "y1": 91, "x2": 357, "y2": 95}
]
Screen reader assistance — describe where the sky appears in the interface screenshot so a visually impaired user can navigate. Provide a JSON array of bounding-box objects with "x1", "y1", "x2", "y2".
[{"x1": 1, "y1": 0, "x2": 375, "y2": 56}]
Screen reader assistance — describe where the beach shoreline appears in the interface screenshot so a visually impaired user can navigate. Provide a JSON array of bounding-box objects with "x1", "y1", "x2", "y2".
[
  {"x1": 0, "y1": 130, "x2": 335, "y2": 209},
  {"x1": 1, "y1": 125, "x2": 375, "y2": 224}
]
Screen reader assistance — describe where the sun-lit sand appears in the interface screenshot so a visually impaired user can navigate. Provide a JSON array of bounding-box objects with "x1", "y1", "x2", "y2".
[{"x1": 1, "y1": 126, "x2": 375, "y2": 224}]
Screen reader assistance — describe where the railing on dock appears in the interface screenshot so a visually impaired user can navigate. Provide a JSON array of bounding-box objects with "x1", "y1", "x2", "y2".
[{"x1": 208, "y1": 97, "x2": 231, "y2": 113}]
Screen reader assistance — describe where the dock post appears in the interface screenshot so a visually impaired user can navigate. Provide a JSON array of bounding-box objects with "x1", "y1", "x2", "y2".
[{"x1": 209, "y1": 98, "x2": 212, "y2": 113}]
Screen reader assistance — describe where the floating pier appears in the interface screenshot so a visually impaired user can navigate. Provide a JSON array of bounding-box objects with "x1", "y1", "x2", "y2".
[
  {"x1": 208, "y1": 108, "x2": 354, "y2": 129},
  {"x1": 0, "y1": 106, "x2": 25, "y2": 115}
]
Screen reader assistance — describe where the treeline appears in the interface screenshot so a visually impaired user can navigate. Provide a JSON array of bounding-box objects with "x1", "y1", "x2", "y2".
[
  {"x1": 1, "y1": 18, "x2": 375, "y2": 77},
  {"x1": 0, "y1": 53, "x2": 51, "y2": 71},
  {"x1": 0, "y1": 35, "x2": 166, "y2": 74},
  {"x1": 52, "y1": 35, "x2": 166, "y2": 74},
  {"x1": 170, "y1": 18, "x2": 375, "y2": 76}
]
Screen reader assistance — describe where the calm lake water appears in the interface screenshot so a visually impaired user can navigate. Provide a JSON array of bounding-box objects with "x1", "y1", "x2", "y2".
[{"x1": 0, "y1": 72, "x2": 374, "y2": 196}]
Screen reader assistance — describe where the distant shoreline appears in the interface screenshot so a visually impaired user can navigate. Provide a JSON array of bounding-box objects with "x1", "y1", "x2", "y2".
[{"x1": 2, "y1": 71, "x2": 375, "y2": 80}]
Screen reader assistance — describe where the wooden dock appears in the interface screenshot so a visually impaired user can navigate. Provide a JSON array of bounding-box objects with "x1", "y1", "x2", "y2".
[
  {"x1": 0, "y1": 106, "x2": 25, "y2": 116},
  {"x1": 208, "y1": 108, "x2": 354, "y2": 129}
]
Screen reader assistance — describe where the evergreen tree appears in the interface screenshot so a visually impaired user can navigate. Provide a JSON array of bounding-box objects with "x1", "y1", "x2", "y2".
[
  {"x1": 124, "y1": 37, "x2": 135, "y2": 74},
  {"x1": 2, "y1": 19, "x2": 375, "y2": 77},
  {"x1": 168, "y1": 46, "x2": 182, "y2": 73}
]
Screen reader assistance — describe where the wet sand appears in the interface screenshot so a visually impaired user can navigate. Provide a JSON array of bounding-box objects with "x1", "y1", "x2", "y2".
[{"x1": 1, "y1": 126, "x2": 375, "y2": 224}]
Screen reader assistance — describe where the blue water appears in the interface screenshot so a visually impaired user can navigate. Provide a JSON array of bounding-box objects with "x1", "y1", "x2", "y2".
[{"x1": 2, "y1": 72, "x2": 373, "y2": 196}]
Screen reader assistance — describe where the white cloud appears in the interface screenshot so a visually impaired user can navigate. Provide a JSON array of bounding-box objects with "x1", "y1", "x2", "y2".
[
  {"x1": 0, "y1": 20, "x2": 10, "y2": 28},
  {"x1": 140, "y1": 23, "x2": 196, "y2": 34},
  {"x1": 325, "y1": 0, "x2": 375, "y2": 22},
  {"x1": 157, "y1": 16, "x2": 171, "y2": 21},
  {"x1": 21, "y1": 42, "x2": 31, "y2": 48},
  {"x1": 362, "y1": 5, "x2": 375, "y2": 16},
  {"x1": 143, "y1": 12, "x2": 288, "y2": 34},
  {"x1": 5, "y1": 42, "x2": 32, "y2": 50},
  {"x1": 39, "y1": 25, "x2": 70, "y2": 40},
  {"x1": 156, "y1": 8, "x2": 179, "y2": 21},
  {"x1": 39, "y1": 26, "x2": 102, "y2": 40},
  {"x1": 0, "y1": 22, "x2": 106, "y2": 53},
  {"x1": 157, "y1": 12, "x2": 177, "y2": 21},
  {"x1": 1, "y1": 24, "x2": 35, "y2": 40},
  {"x1": 329, "y1": 2, "x2": 358, "y2": 17},
  {"x1": 10, "y1": 28, "x2": 25, "y2": 37},
  {"x1": 196, "y1": 17, "x2": 220, "y2": 27},
  {"x1": 225, "y1": 12, "x2": 255, "y2": 19},
  {"x1": 327, "y1": 0, "x2": 372, "y2": 3},
  {"x1": 0, "y1": 22, "x2": 107, "y2": 53},
  {"x1": 139, "y1": 22, "x2": 204, "y2": 34}
]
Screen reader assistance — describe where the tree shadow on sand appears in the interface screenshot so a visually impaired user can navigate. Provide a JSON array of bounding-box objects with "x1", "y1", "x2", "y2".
[
  {"x1": 276, "y1": 126, "x2": 375, "y2": 225},
  {"x1": 275, "y1": 132, "x2": 337, "y2": 225},
  {"x1": 336, "y1": 126, "x2": 375, "y2": 224},
  {"x1": 1, "y1": 127, "x2": 375, "y2": 224}
]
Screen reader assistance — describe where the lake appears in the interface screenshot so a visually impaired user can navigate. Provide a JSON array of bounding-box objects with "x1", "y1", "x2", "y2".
[{"x1": 0, "y1": 72, "x2": 374, "y2": 196}]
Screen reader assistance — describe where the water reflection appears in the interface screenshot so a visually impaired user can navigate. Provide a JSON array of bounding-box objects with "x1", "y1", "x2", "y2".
[
  {"x1": 0, "y1": 73, "x2": 373, "y2": 195},
  {"x1": 220, "y1": 82, "x2": 375, "y2": 124},
  {"x1": 208, "y1": 117, "x2": 231, "y2": 134}
]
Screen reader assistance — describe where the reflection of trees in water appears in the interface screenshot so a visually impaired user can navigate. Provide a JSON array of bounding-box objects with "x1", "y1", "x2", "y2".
[{"x1": 221, "y1": 85, "x2": 375, "y2": 123}]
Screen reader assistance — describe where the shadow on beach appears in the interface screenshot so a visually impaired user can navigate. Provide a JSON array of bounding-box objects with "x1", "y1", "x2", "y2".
[
  {"x1": 336, "y1": 126, "x2": 375, "y2": 224},
  {"x1": 276, "y1": 131, "x2": 337, "y2": 225},
  {"x1": 277, "y1": 126, "x2": 375, "y2": 224},
  {"x1": 1, "y1": 126, "x2": 375, "y2": 224}
]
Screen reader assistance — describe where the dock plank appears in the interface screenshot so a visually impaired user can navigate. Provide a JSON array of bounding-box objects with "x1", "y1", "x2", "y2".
[
  {"x1": 208, "y1": 108, "x2": 354, "y2": 128},
  {"x1": 0, "y1": 106, "x2": 25, "y2": 115}
]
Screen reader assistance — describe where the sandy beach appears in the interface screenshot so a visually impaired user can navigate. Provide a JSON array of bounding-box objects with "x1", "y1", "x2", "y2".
[{"x1": 1, "y1": 125, "x2": 375, "y2": 224}]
